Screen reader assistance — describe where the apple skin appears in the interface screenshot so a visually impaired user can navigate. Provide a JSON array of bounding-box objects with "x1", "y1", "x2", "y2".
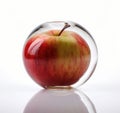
[{"x1": 23, "y1": 30, "x2": 91, "y2": 88}]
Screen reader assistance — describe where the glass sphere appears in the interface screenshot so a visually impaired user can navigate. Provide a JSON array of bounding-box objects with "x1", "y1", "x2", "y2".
[{"x1": 23, "y1": 21, "x2": 98, "y2": 88}]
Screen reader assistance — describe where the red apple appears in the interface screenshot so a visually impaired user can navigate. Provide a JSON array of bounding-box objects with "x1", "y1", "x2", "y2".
[{"x1": 23, "y1": 23, "x2": 91, "y2": 88}]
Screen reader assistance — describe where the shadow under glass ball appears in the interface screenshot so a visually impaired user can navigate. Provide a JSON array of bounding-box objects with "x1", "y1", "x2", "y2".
[{"x1": 24, "y1": 89, "x2": 96, "y2": 113}]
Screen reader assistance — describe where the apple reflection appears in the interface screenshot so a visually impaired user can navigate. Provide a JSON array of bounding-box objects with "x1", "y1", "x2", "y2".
[{"x1": 24, "y1": 88, "x2": 96, "y2": 113}]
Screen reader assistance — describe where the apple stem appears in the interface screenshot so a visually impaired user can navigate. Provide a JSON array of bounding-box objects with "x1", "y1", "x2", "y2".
[{"x1": 58, "y1": 23, "x2": 70, "y2": 36}]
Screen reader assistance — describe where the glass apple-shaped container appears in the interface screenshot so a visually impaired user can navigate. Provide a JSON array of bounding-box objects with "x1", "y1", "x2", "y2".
[{"x1": 23, "y1": 21, "x2": 98, "y2": 89}]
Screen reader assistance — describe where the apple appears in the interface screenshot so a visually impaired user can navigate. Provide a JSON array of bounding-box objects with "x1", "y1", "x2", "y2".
[{"x1": 23, "y1": 22, "x2": 91, "y2": 88}]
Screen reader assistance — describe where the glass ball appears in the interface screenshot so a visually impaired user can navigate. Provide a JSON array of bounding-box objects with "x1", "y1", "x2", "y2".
[{"x1": 23, "y1": 21, "x2": 98, "y2": 89}]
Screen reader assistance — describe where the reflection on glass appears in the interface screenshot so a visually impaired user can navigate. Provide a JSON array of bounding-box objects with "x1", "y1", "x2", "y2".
[{"x1": 24, "y1": 88, "x2": 96, "y2": 113}]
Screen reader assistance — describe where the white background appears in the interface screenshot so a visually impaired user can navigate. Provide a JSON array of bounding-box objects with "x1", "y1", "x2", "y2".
[{"x1": 0, "y1": 0, "x2": 120, "y2": 113}]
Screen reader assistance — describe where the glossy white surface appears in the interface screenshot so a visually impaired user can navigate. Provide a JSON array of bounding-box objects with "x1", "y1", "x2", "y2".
[{"x1": 1, "y1": 84, "x2": 120, "y2": 113}]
